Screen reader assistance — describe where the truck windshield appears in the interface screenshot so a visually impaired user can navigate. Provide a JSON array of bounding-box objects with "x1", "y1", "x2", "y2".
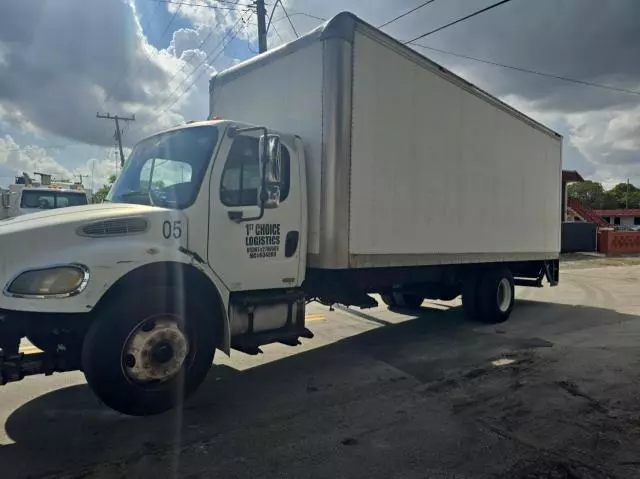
[
  {"x1": 21, "y1": 190, "x2": 88, "y2": 209},
  {"x1": 108, "y1": 125, "x2": 219, "y2": 209}
]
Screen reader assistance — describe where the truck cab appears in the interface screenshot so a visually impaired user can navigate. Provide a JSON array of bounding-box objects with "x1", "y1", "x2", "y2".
[{"x1": 0, "y1": 120, "x2": 308, "y2": 415}]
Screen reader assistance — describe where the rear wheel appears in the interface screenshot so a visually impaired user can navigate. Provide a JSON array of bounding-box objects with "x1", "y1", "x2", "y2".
[
  {"x1": 380, "y1": 292, "x2": 424, "y2": 309},
  {"x1": 463, "y1": 267, "x2": 514, "y2": 324},
  {"x1": 462, "y1": 274, "x2": 480, "y2": 319},
  {"x1": 436, "y1": 288, "x2": 460, "y2": 302},
  {"x1": 81, "y1": 286, "x2": 218, "y2": 416}
]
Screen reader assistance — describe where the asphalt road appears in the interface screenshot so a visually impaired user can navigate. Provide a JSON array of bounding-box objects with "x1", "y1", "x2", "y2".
[{"x1": 3, "y1": 263, "x2": 640, "y2": 478}]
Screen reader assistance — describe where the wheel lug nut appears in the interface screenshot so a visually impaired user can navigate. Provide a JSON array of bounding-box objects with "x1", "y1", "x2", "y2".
[
  {"x1": 124, "y1": 354, "x2": 136, "y2": 368},
  {"x1": 141, "y1": 320, "x2": 155, "y2": 332}
]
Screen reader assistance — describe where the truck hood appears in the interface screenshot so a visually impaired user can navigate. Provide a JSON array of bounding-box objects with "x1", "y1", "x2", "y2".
[
  {"x1": 0, "y1": 202, "x2": 190, "y2": 313},
  {"x1": 0, "y1": 203, "x2": 166, "y2": 233}
]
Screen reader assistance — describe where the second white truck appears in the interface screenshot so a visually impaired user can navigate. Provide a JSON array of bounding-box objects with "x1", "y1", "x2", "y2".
[{"x1": 0, "y1": 12, "x2": 561, "y2": 415}]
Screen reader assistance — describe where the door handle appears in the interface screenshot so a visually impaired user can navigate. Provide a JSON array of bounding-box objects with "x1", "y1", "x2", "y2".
[{"x1": 228, "y1": 210, "x2": 243, "y2": 221}]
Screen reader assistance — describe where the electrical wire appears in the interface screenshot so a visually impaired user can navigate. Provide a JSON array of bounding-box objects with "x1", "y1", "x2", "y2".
[
  {"x1": 130, "y1": 13, "x2": 249, "y2": 133},
  {"x1": 266, "y1": 0, "x2": 298, "y2": 39},
  {"x1": 270, "y1": 22, "x2": 284, "y2": 45},
  {"x1": 162, "y1": 17, "x2": 224, "y2": 89},
  {"x1": 278, "y1": 1, "x2": 299, "y2": 38},
  {"x1": 156, "y1": 2, "x2": 184, "y2": 42},
  {"x1": 404, "y1": 0, "x2": 516, "y2": 44},
  {"x1": 240, "y1": 15, "x2": 259, "y2": 53},
  {"x1": 146, "y1": 0, "x2": 254, "y2": 10},
  {"x1": 378, "y1": 0, "x2": 439, "y2": 29},
  {"x1": 127, "y1": 7, "x2": 245, "y2": 134},
  {"x1": 285, "y1": 10, "x2": 326, "y2": 22},
  {"x1": 410, "y1": 42, "x2": 640, "y2": 97}
]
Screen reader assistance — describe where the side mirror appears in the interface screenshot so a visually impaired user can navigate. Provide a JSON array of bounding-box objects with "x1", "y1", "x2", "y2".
[{"x1": 259, "y1": 134, "x2": 282, "y2": 209}]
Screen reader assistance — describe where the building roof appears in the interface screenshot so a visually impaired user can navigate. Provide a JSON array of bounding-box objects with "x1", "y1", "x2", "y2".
[
  {"x1": 593, "y1": 209, "x2": 640, "y2": 217},
  {"x1": 562, "y1": 170, "x2": 584, "y2": 183}
]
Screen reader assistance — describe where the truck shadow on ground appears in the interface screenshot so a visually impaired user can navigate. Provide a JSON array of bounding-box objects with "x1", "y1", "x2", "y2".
[{"x1": 1, "y1": 299, "x2": 638, "y2": 478}]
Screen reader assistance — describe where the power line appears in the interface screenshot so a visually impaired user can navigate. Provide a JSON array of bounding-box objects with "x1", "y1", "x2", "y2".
[
  {"x1": 131, "y1": 13, "x2": 249, "y2": 134},
  {"x1": 128, "y1": 9, "x2": 245, "y2": 134},
  {"x1": 162, "y1": 16, "x2": 225, "y2": 89},
  {"x1": 404, "y1": 0, "x2": 516, "y2": 44},
  {"x1": 104, "y1": 0, "x2": 248, "y2": 105},
  {"x1": 270, "y1": 22, "x2": 284, "y2": 45},
  {"x1": 240, "y1": 15, "x2": 260, "y2": 53},
  {"x1": 147, "y1": 0, "x2": 254, "y2": 10},
  {"x1": 156, "y1": 2, "x2": 184, "y2": 43},
  {"x1": 156, "y1": 15, "x2": 248, "y2": 115},
  {"x1": 410, "y1": 42, "x2": 640, "y2": 97},
  {"x1": 378, "y1": 0, "x2": 439, "y2": 29},
  {"x1": 278, "y1": 1, "x2": 299, "y2": 38},
  {"x1": 286, "y1": 10, "x2": 326, "y2": 22}
]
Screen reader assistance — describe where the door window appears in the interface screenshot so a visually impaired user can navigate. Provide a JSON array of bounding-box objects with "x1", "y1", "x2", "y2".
[{"x1": 220, "y1": 136, "x2": 291, "y2": 206}]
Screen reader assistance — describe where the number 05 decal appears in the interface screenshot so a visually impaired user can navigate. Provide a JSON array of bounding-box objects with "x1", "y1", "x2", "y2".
[{"x1": 163, "y1": 220, "x2": 182, "y2": 239}]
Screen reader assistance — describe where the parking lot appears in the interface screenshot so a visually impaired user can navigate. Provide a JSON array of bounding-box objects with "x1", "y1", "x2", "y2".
[{"x1": 2, "y1": 260, "x2": 640, "y2": 478}]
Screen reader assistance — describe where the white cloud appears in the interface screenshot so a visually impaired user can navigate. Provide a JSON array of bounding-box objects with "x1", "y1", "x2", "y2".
[
  {"x1": 0, "y1": 0, "x2": 639, "y2": 187},
  {"x1": 0, "y1": 135, "x2": 115, "y2": 190}
]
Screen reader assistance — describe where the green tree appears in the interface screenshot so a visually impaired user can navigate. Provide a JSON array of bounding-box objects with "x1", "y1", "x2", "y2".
[
  {"x1": 568, "y1": 180, "x2": 605, "y2": 209},
  {"x1": 628, "y1": 191, "x2": 640, "y2": 209},
  {"x1": 602, "y1": 191, "x2": 619, "y2": 209},
  {"x1": 607, "y1": 182, "x2": 639, "y2": 208},
  {"x1": 92, "y1": 174, "x2": 117, "y2": 203}
]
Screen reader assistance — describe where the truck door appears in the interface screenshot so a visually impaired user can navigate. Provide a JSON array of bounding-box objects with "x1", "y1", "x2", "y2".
[{"x1": 208, "y1": 132, "x2": 304, "y2": 292}]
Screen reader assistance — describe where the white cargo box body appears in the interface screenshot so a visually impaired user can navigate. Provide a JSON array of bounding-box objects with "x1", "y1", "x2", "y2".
[{"x1": 210, "y1": 13, "x2": 562, "y2": 270}]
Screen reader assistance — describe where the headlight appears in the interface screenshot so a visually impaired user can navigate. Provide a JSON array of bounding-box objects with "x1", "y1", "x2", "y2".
[{"x1": 5, "y1": 265, "x2": 89, "y2": 298}]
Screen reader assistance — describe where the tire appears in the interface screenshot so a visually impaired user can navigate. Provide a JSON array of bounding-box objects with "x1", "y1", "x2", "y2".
[
  {"x1": 381, "y1": 292, "x2": 423, "y2": 309},
  {"x1": 81, "y1": 286, "x2": 217, "y2": 416},
  {"x1": 380, "y1": 293, "x2": 397, "y2": 307},
  {"x1": 437, "y1": 288, "x2": 460, "y2": 302},
  {"x1": 475, "y1": 267, "x2": 515, "y2": 324}
]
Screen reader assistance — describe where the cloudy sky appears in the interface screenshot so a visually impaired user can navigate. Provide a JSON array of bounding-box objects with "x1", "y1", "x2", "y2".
[{"x1": 0, "y1": 0, "x2": 639, "y2": 191}]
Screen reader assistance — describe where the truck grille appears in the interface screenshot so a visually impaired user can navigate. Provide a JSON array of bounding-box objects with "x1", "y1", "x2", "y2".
[{"x1": 79, "y1": 217, "x2": 148, "y2": 237}]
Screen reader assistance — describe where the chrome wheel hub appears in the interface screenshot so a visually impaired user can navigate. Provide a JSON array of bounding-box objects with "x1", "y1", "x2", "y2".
[{"x1": 123, "y1": 316, "x2": 189, "y2": 383}]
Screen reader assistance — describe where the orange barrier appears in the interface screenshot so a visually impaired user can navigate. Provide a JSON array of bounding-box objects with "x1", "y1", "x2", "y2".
[{"x1": 598, "y1": 229, "x2": 640, "y2": 254}]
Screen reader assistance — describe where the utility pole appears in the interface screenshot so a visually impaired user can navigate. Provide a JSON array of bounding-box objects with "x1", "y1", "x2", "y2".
[
  {"x1": 256, "y1": 0, "x2": 267, "y2": 53},
  {"x1": 77, "y1": 174, "x2": 87, "y2": 184},
  {"x1": 91, "y1": 160, "x2": 95, "y2": 195},
  {"x1": 626, "y1": 178, "x2": 630, "y2": 209},
  {"x1": 96, "y1": 113, "x2": 135, "y2": 168}
]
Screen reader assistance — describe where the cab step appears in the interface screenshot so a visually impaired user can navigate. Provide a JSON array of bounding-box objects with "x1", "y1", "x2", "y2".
[{"x1": 232, "y1": 327, "x2": 314, "y2": 356}]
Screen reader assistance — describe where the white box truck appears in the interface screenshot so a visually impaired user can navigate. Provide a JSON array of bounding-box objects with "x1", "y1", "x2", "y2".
[{"x1": 0, "y1": 13, "x2": 561, "y2": 415}]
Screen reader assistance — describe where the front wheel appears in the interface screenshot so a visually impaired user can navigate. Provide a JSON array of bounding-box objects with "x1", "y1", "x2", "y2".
[{"x1": 81, "y1": 286, "x2": 217, "y2": 416}]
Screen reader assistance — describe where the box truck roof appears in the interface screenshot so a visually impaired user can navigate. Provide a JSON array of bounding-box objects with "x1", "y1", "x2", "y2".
[{"x1": 209, "y1": 11, "x2": 561, "y2": 141}]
